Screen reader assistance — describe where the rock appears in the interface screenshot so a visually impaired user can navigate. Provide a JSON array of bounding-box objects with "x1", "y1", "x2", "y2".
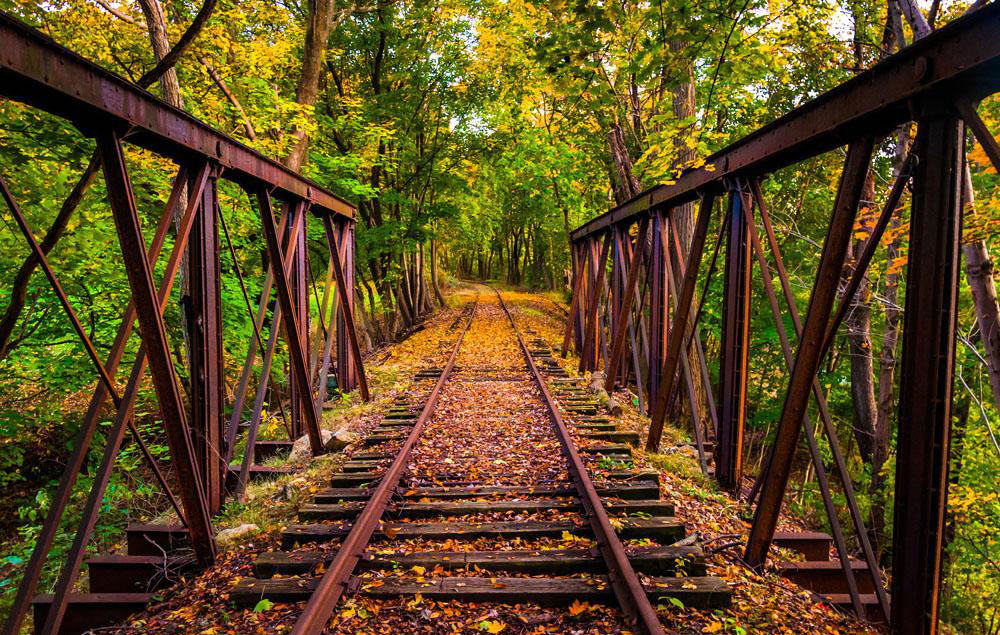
[
  {"x1": 327, "y1": 429, "x2": 359, "y2": 453},
  {"x1": 289, "y1": 429, "x2": 335, "y2": 463},
  {"x1": 593, "y1": 388, "x2": 610, "y2": 404},
  {"x1": 216, "y1": 523, "x2": 258, "y2": 546},
  {"x1": 588, "y1": 372, "x2": 606, "y2": 394},
  {"x1": 606, "y1": 397, "x2": 622, "y2": 416},
  {"x1": 289, "y1": 428, "x2": 358, "y2": 463}
]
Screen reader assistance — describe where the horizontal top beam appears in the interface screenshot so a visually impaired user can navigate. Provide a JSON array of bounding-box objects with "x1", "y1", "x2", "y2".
[
  {"x1": 570, "y1": 3, "x2": 1000, "y2": 242},
  {"x1": 0, "y1": 12, "x2": 354, "y2": 218}
]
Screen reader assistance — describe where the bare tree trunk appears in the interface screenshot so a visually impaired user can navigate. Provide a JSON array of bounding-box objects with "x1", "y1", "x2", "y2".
[
  {"x1": 846, "y1": 171, "x2": 878, "y2": 463},
  {"x1": 962, "y1": 170, "x2": 1000, "y2": 406},
  {"x1": 137, "y1": 0, "x2": 184, "y2": 108},
  {"x1": 894, "y1": 0, "x2": 1000, "y2": 411}
]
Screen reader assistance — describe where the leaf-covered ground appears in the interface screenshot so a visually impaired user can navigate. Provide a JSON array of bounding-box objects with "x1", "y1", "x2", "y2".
[{"x1": 102, "y1": 286, "x2": 883, "y2": 635}]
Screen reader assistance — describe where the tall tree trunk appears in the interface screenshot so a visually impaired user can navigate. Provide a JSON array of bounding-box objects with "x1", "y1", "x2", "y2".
[
  {"x1": 962, "y1": 175, "x2": 1000, "y2": 406},
  {"x1": 893, "y1": 0, "x2": 1000, "y2": 410},
  {"x1": 846, "y1": 171, "x2": 878, "y2": 463},
  {"x1": 431, "y1": 239, "x2": 445, "y2": 307},
  {"x1": 871, "y1": 125, "x2": 909, "y2": 556},
  {"x1": 607, "y1": 121, "x2": 641, "y2": 205},
  {"x1": 137, "y1": 0, "x2": 185, "y2": 109},
  {"x1": 286, "y1": 0, "x2": 335, "y2": 171}
]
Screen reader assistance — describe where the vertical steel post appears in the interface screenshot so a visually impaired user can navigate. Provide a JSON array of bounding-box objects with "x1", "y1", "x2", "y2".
[
  {"x1": 580, "y1": 232, "x2": 611, "y2": 373},
  {"x1": 744, "y1": 136, "x2": 875, "y2": 568},
  {"x1": 889, "y1": 109, "x2": 964, "y2": 635},
  {"x1": 647, "y1": 212, "x2": 668, "y2": 401},
  {"x1": 563, "y1": 242, "x2": 585, "y2": 357},
  {"x1": 336, "y1": 220, "x2": 360, "y2": 392},
  {"x1": 325, "y1": 216, "x2": 369, "y2": 400},
  {"x1": 287, "y1": 201, "x2": 308, "y2": 438},
  {"x1": 717, "y1": 180, "x2": 752, "y2": 492},
  {"x1": 188, "y1": 167, "x2": 225, "y2": 513}
]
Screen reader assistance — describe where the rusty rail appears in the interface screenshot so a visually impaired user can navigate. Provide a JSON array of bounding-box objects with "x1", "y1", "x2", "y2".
[
  {"x1": 290, "y1": 295, "x2": 480, "y2": 635},
  {"x1": 495, "y1": 289, "x2": 666, "y2": 635}
]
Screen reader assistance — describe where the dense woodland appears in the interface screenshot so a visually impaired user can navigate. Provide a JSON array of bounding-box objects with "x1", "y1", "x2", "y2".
[{"x1": 0, "y1": 0, "x2": 999, "y2": 632}]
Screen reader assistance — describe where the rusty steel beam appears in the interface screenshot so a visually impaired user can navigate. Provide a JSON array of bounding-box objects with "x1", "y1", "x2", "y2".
[
  {"x1": 890, "y1": 108, "x2": 964, "y2": 635},
  {"x1": 580, "y1": 232, "x2": 612, "y2": 373},
  {"x1": 257, "y1": 191, "x2": 324, "y2": 454},
  {"x1": 745, "y1": 200, "x2": 868, "y2": 618},
  {"x1": 318, "y1": 221, "x2": 347, "y2": 405},
  {"x1": 570, "y1": 3, "x2": 1000, "y2": 242},
  {"x1": 38, "y1": 154, "x2": 214, "y2": 635},
  {"x1": 220, "y1": 204, "x2": 287, "y2": 466},
  {"x1": 0, "y1": 12, "x2": 353, "y2": 218},
  {"x1": 744, "y1": 136, "x2": 875, "y2": 569},
  {"x1": 748, "y1": 178, "x2": 890, "y2": 619},
  {"x1": 0, "y1": 168, "x2": 186, "y2": 635},
  {"x1": 716, "y1": 182, "x2": 752, "y2": 492},
  {"x1": 188, "y1": 167, "x2": 226, "y2": 514},
  {"x1": 562, "y1": 242, "x2": 586, "y2": 358},
  {"x1": 660, "y1": 216, "x2": 710, "y2": 475}
]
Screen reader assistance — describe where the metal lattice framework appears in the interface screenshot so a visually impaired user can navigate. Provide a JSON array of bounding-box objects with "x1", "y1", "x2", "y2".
[
  {"x1": 0, "y1": 12, "x2": 368, "y2": 635},
  {"x1": 565, "y1": 5, "x2": 1000, "y2": 634}
]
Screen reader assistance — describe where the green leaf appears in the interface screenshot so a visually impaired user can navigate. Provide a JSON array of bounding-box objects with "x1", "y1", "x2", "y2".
[{"x1": 253, "y1": 599, "x2": 274, "y2": 613}]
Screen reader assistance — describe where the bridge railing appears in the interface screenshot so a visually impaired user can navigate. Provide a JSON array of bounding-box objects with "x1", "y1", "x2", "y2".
[
  {"x1": 0, "y1": 12, "x2": 368, "y2": 635},
  {"x1": 565, "y1": 4, "x2": 1000, "y2": 634}
]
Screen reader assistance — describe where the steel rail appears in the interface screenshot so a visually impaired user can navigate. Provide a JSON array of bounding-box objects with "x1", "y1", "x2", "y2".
[
  {"x1": 495, "y1": 289, "x2": 666, "y2": 635},
  {"x1": 290, "y1": 295, "x2": 480, "y2": 635}
]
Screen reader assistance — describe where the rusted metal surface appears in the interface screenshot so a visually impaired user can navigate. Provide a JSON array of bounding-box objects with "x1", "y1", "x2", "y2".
[
  {"x1": 562, "y1": 242, "x2": 585, "y2": 357},
  {"x1": 569, "y1": 3, "x2": 1000, "y2": 242},
  {"x1": 0, "y1": 12, "x2": 353, "y2": 217},
  {"x1": 98, "y1": 129, "x2": 217, "y2": 567},
  {"x1": 496, "y1": 290, "x2": 666, "y2": 635},
  {"x1": 890, "y1": 109, "x2": 964, "y2": 635},
  {"x1": 290, "y1": 295, "x2": 479, "y2": 635},
  {"x1": 0, "y1": 169, "x2": 186, "y2": 635},
  {"x1": 716, "y1": 182, "x2": 751, "y2": 492},
  {"x1": 580, "y1": 233, "x2": 612, "y2": 373},
  {"x1": 604, "y1": 217, "x2": 650, "y2": 393}
]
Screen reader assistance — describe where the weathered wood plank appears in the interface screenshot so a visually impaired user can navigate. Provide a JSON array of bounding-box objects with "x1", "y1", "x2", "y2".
[
  {"x1": 253, "y1": 545, "x2": 706, "y2": 578},
  {"x1": 231, "y1": 575, "x2": 730, "y2": 609},
  {"x1": 297, "y1": 500, "x2": 675, "y2": 521},
  {"x1": 282, "y1": 517, "x2": 684, "y2": 548}
]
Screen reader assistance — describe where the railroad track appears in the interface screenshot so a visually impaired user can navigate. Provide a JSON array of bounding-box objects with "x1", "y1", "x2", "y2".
[{"x1": 232, "y1": 288, "x2": 730, "y2": 634}]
